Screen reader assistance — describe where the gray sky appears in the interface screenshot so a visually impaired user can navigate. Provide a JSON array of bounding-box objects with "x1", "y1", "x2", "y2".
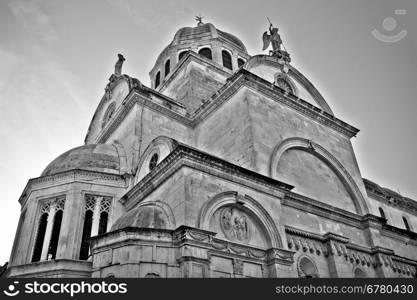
[{"x1": 0, "y1": 0, "x2": 416, "y2": 264}]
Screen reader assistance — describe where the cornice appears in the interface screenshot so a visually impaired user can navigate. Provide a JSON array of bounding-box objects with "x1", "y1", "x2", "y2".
[
  {"x1": 238, "y1": 70, "x2": 359, "y2": 138},
  {"x1": 90, "y1": 227, "x2": 174, "y2": 249},
  {"x1": 191, "y1": 72, "x2": 246, "y2": 123},
  {"x1": 19, "y1": 169, "x2": 127, "y2": 207},
  {"x1": 190, "y1": 69, "x2": 359, "y2": 138},
  {"x1": 285, "y1": 226, "x2": 350, "y2": 244},
  {"x1": 363, "y1": 178, "x2": 417, "y2": 215},
  {"x1": 285, "y1": 225, "x2": 417, "y2": 273},
  {"x1": 120, "y1": 143, "x2": 293, "y2": 210},
  {"x1": 283, "y1": 192, "x2": 363, "y2": 228},
  {"x1": 283, "y1": 193, "x2": 417, "y2": 243},
  {"x1": 382, "y1": 224, "x2": 417, "y2": 240},
  {"x1": 346, "y1": 242, "x2": 373, "y2": 254},
  {"x1": 96, "y1": 90, "x2": 190, "y2": 143},
  {"x1": 285, "y1": 225, "x2": 324, "y2": 242},
  {"x1": 95, "y1": 68, "x2": 360, "y2": 144},
  {"x1": 91, "y1": 226, "x2": 294, "y2": 265},
  {"x1": 392, "y1": 255, "x2": 417, "y2": 267}
]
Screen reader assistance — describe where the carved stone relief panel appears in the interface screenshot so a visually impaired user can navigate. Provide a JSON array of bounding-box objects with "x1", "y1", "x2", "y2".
[
  {"x1": 209, "y1": 205, "x2": 268, "y2": 248},
  {"x1": 220, "y1": 207, "x2": 251, "y2": 243}
]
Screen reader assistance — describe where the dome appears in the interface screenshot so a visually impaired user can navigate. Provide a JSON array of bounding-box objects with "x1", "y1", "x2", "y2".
[
  {"x1": 111, "y1": 205, "x2": 170, "y2": 231},
  {"x1": 150, "y1": 22, "x2": 250, "y2": 89},
  {"x1": 171, "y1": 23, "x2": 247, "y2": 53},
  {"x1": 41, "y1": 144, "x2": 125, "y2": 176}
]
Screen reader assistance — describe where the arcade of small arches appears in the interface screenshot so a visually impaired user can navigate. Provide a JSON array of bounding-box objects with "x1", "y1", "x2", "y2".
[
  {"x1": 153, "y1": 47, "x2": 246, "y2": 89},
  {"x1": 30, "y1": 194, "x2": 112, "y2": 263}
]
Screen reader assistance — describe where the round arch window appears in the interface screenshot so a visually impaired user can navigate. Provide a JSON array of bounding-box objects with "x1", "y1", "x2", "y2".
[
  {"x1": 222, "y1": 50, "x2": 233, "y2": 70},
  {"x1": 149, "y1": 153, "x2": 159, "y2": 171},
  {"x1": 198, "y1": 48, "x2": 212, "y2": 60}
]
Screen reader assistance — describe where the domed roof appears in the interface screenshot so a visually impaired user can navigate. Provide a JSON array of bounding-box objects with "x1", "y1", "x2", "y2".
[
  {"x1": 41, "y1": 144, "x2": 125, "y2": 176},
  {"x1": 172, "y1": 23, "x2": 247, "y2": 53},
  {"x1": 111, "y1": 205, "x2": 170, "y2": 231}
]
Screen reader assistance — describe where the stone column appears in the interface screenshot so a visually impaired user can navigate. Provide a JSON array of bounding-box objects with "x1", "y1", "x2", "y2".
[
  {"x1": 56, "y1": 186, "x2": 83, "y2": 260},
  {"x1": 212, "y1": 44, "x2": 222, "y2": 66},
  {"x1": 232, "y1": 53, "x2": 239, "y2": 71},
  {"x1": 91, "y1": 196, "x2": 102, "y2": 237},
  {"x1": 41, "y1": 204, "x2": 56, "y2": 261}
]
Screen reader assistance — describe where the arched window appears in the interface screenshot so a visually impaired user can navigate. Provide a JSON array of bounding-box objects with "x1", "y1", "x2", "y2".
[
  {"x1": 237, "y1": 58, "x2": 245, "y2": 68},
  {"x1": 178, "y1": 51, "x2": 188, "y2": 61},
  {"x1": 98, "y1": 211, "x2": 108, "y2": 235},
  {"x1": 155, "y1": 71, "x2": 161, "y2": 88},
  {"x1": 79, "y1": 195, "x2": 112, "y2": 260},
  {"x1": 298, "y1": 257, "x2": 319, "y2": 278},
  {"x1": 198, "y1": 48, "x2": 212, "y2": 60},
  {"x1": 378, "y1": 207, "x2": 386, "y2": 220},
  {"x1": 31, "y1": 196, "x2": 66, "y2": 262},
  {"x1": 165, "y1": 59, "x2": 170, "y2": 77},
  {"x1": 222, "y1": 50, "x2": 232, "y2": 70},
  {"x1": 403, "y1": 216, "x2": 411, "y2": 231},
  {"x1": 31, "y1": 212, "x2": 48, "y2": 262},
  {"x1": 79, "y1": 210, "x2": 93, "y2": 260},
  {"x1": 47, "y1": 209, "x2": 63, "y2": 260},
  {"x1": 149, "y1": 153, "x2": 159, "y2": 171}
]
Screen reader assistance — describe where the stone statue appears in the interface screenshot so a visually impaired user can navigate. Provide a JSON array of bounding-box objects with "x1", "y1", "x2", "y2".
[
  {"x1": 114, "y1": 53, "x2": 125, "y2": 76},
  {"x1": 262, "y1": 24, "x2": 282, "y2": 52},
  {"x1": 262, "y1": 18, "x2": 291, "y2": 63},
  {"x1": 195, "y1": 15, "x2": 204, "y2": 26}
]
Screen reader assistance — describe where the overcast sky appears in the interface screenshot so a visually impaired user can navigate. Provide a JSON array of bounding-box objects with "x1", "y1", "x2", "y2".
[{"x1": 0, "y1": 0, "x2": 416, "y2": 264}]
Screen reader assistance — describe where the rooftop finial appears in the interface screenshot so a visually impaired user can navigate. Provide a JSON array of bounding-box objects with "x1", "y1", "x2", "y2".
[{"x1": 195, "y1": 15, "x2": 204, "y2": 26}]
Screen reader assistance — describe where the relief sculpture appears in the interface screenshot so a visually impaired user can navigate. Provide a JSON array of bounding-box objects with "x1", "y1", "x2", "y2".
[{"x1": 220, "y1": 207, "x2": 251, "y2": 243}]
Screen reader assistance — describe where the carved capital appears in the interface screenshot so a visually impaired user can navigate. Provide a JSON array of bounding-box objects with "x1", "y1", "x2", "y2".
[{"x1": 266, "y1": 248, "x2": 295, "y2": 265}]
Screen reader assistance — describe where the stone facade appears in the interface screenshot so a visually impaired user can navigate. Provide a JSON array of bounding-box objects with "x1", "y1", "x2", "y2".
[{"x1": 5, "y1": 21, "x2": 417, "y2": 278}]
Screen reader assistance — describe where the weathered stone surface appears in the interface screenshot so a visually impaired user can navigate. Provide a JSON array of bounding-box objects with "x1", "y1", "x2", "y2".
[{"x1": 6, "y1": 21, "x2": 417, "y2": 279}]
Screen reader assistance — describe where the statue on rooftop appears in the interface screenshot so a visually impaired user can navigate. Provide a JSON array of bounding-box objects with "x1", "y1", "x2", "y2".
[
  {"x1": 262, "y1": 23, "x2": 282, "y2": 52},
  {"x1": 114, "y1": 53, "x2": 125, "y2": 76},
  {"x1": 195, "y1": 15, "x2": 204, "y2": 26},
  {"x1": 262, "y1": 18, "x2": 291, "y2": 64}
]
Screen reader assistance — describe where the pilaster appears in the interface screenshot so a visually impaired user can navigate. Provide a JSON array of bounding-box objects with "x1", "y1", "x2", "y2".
[{"x1": 56, "y1": 186, "x2": 82, "y2": 260}]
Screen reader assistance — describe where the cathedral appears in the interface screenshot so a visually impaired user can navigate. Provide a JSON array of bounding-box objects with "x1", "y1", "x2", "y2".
[{"x1": 5, "y1": 19, "x2": 417, "y2": 278}]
